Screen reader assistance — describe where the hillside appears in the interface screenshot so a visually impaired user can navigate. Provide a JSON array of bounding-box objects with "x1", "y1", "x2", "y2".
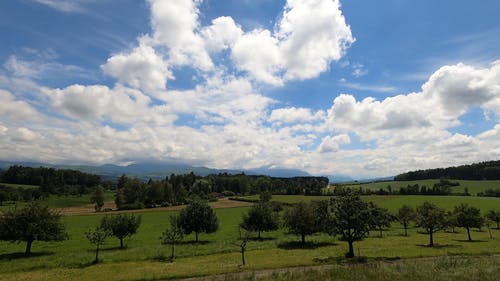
[{"x1": 395, "y1": 160, "x2": 500, "y2": 181}]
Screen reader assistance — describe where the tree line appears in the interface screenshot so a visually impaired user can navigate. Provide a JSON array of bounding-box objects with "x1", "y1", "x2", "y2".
[
  {"x1": 3, "y1": 191, "x2": 499, "y2": 264},
  {"x1": 394, "y1": 160, "x2": 500, "y2": 181},
  {"x1": 111, "y1": 173, "x2": 328, "y2": 210}
]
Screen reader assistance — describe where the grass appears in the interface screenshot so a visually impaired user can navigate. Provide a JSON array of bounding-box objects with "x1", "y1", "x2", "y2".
[
  {"x1": 0, "y1": 182, "x2": 39, "y2": 189},
  {"x1": 239, "y1": 195, "x2": 500, "y2": 212},
  {"x1": 0, "y1": 191, "x2": 115, "y2": 211},
  {"x1": 336, "y1": 179, "x2": 500, "y2": 195},
  {"x1": 1, "y1": 199, "x2": 500, "y2": 281}
]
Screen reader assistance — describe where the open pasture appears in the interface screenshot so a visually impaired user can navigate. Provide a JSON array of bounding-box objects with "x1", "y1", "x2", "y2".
[{"x1": 1, "y1": 195, "x2": 500, "y2": 281}]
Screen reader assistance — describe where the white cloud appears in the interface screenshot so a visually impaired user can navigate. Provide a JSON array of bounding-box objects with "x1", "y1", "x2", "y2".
[
  {"x1": 202, "y1": 17, "x2": 243, "y2": 53},
  {"x1": 31, "y1": 0, "x2": 83, "y2": 13},
  {"x1": 101, "y1": 43, "x2": 171, "y2": 95},
  {"x1": 269, "y1": 107, "x2": 325, "y2": 124},
  {"x1": 318, "y1": 134, "x2": 350, "y2": 153}
]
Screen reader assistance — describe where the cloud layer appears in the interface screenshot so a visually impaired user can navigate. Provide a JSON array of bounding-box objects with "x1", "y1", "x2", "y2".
[{"x1": 1, "y1": 0, "x2": 500, "y2": 178}]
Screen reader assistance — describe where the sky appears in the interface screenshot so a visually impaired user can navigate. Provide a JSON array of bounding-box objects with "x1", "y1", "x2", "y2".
[{"x1": 0, "y1": 0, "x2": 499, "y2": 179}]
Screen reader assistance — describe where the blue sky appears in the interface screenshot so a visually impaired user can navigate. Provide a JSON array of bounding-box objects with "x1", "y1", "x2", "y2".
[{"x1": 0, "y1": 0, "x2": 499, "y2": 178}]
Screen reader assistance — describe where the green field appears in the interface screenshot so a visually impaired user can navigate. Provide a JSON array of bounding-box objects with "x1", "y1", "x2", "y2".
[
  {"x1": 0, "y1": 183, "x2": 39, "y2": 189},
  {"x1": 334, "y1": 179, "x2": 500, "y2": 195},
  {"x1": 240, "y1": 194, "x2": 500, "y2": 212},
  {"x1": 0, "y1": 191, "x2": 115, "y2": 211},
  {"x1": 1, "y1": 194, "x2": 500, "y2": 281}
]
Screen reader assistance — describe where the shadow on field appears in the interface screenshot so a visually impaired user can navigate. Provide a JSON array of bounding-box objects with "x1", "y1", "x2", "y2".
[
  {"x1": 454, "y1": 239, "x2": 488, "y2": 243},
  {"x1": 248, "y1": 237, "x2": 276, "y2": 242},
  {"x1": 415, "y1": 244, "x2": 462, "y2": 249},
  {"x1": 278, "y1": 241, "x2": 336, "y2": 250},
  {"x1": 177, "y1": 240, "x2": 211, "y2": 245},
  {"x1": 0, "y1": 251, "x2": 54, "y2": 260}
]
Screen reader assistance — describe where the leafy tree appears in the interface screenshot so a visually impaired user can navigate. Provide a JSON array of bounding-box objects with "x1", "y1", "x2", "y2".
[
  {"x1": 91, "y1": 185, "x2": 105, "y2": 212},
  {"x1": 0, "y1": 202, "x2": 68, "y2": 255},
  {"x1": 85, "y1": 226, "x2": 111, "y2": 264},
  {"x1": 415, "y1": 202, "x2": 446, "y2": 246},
  {"x1": 160, "y1": 215, "x2": 184, "y2": 261},
  {"x1": 486, "y1": 210, "x2": 500, "y2": 229},
  {"x1": 329, "y1": 190, "x2": 373, "y2": 258},
  {"x1": 100, "y1": 214, "x2": 141, "y2": 249},
  {"x1": 114, "y1": 189, "x2": 125, "y2": 209},
  {"x1": 240, "y1": 202, "x2": 279, "y2": 239},
  {"x1": 445, "y1": 210, "x2": 458, "y2": 233},
  {"x1": 259, "y1": 191, "x2": 272, "y2": 202},
  {"x1": 453, "y1": 203, "x2": 484, "y2": 241},
  {"x1": 0, "y1": 190, "x2": 7, "y2": 205},
  {"x1": 369, "y1": 203, "x2": 392, "y2": 238},
  {"x1": 397, "y1": 205, "x2": 415, "y2": 236},
  {"x1": 283, "y1": 201, "x2": 318, "y2": 244},
  {"x1": 178, "y1": 200, "x2": 219, "y2": 242}
]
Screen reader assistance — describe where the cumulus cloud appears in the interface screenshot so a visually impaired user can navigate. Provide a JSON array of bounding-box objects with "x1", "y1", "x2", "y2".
[
  {"x1": 102, "y1": 44, "x2": 171, "y2": 95},
  {"x1": 269, "y1": 107, "x2": 325, "y2": 124},
  {"x1": 318, "y1": 134, "x2": 350, "y2": 153}
]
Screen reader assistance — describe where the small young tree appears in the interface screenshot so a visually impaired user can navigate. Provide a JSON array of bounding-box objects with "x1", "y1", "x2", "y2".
[
  {"x1": 0, "y1": 202, "x2": 68, "y2": 255},
  {"x1": 453, "y1": 203, "x2": 483, "y2": 241},
  {"x1": 91, "y1": 186, "x2": 105, "y2": 212},
  {"x1": 329, "y1": 190, "x2": 373, "y2": 258},
  {"x1": 239, "y1": 229, "x2": 251, "y2": 266},
  {"x1": 100, "y1": 214, "x2": 141, "y2": 249},
  {"x1": 369, "y1": 203, "x2": 392, "y2": 238},
  {"x1": 486, "y1": 210, "x2": 500, "y2": 229},
  {"x1": 484, "y1": 216, "x2": 494, "y2": 239},
  {"x1": 415, "y1": 202, "x2": 446, "y2": 247},
  {"x1": 283, "y1": 201, "x2": 317, "y2": 244},
  {"x1": 160, "y1": 215, "x2": 184, "y2": 261},
  {"x1": 445, "y1": 211, "x2": 458, "y2": 233},
  {"x1": 85, "y1": 226, "x2": 111, "y2": 264},
  {"x1": 178, "y1": 199, "x2": 219, "y2": 242},
  {"x1": 397, "y1": 205, "x2": 415, "y2": 236},
  {"x1": 240, "y1": 202, "x2": 279, "y2": 239}
]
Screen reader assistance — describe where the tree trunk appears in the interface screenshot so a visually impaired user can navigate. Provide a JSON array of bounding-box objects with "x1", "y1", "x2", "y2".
[
  {"x1": 241, "y1": 247, "x2": 245, "y2": 265},
  {"x1": 379, "y1": 227, "x2": 383, "y2": 238},
  {"x1": 171, "y1": 243, "x2": 175, "y2": 260},
  {"x1": 488, "y1": 227, "x2": 493, "y2": 239},
  {"x1": 301, "y1": 233, "x2": 305, "y2": 245},
  {"x1": 429, "y1": 230, "x2": 434, "y2": 247},
  {"x1": 25, "y1": 240, "x2": 33, "y2": 256},
  {"x1": 467, "y1": 227, "x2": 472, "y2": 241},
  {"x1": 95, "y1": 245, "x2": 100, "y2": 264},
  {"x1": 404, "y1": 224, "x2": 408, "y2": 236},
  {"x1": 346, "y1": 240, "x2": 354, "y2": 258},
  {"x1": 258, "y1": 230, "x2": 261, "y2": 239},
  {"x1": 195, "y1": 232, "x2": 199, "y2": 242},
  {"x1": 120, "y1": 238, "x2": 124, "y2": 249}
]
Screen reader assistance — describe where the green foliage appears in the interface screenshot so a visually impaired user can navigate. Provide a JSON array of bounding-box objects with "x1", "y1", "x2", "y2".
[
  {"x1": 160, "y1": 215, "x2": 184, "y2": 260},
  {"x1": 282, "y1": 201, "x2": 320, "y2": 244},
  {"x1": 91, "y1": 186, "x2": 105, "y2": 212},
  {"x1": 396, "y1": 205, "x2": 415, "y2": 236},
  {"x1": 329, "y1": 190, "x2": 373, "y2": 258},
  {"x1": 415, "y1": 202, "x2": 447, "y2": 246},
  {"x1": 259, "y1": 191, "x2": 272, "y2": 202},
  {"x1": 486, "y1": 210, "x2": 500, "y2": 229},
  {"x1": 394, "y1": 160, "x2": 500, "y2": 181},
  {"x1": 240, "y1": 202, "x2": 279, "y2": 239},
  {"x1": 85, "y1": 226, "x2": 111, "y2": 263},
  {"x1": 100, "y1": 214, "x2": 141, "y2": 249},
  {"x1": 369, "y1": 203, "x2": 392, "y2": 237},
  {"x1": 0, "y1": 201, "x2": 67, "y2": 255},
  {"x1": 453, "y1": 204, "x2": 483, "y2": 241},
  {"x1": 178, "y1": 200, "x2": 219, "y2": 242}
]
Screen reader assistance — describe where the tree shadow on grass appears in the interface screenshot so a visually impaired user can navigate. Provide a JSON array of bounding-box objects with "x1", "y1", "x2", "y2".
[
  {"x1": 177, "y1": 240, "x2": 211, "y2": 245},
  {"x1": 248, "y1": 237, "x2": 277, "y2": 242},
  {"x1": 277, "y1": 241, "x2": 336, "y2": 250},
  {"x1": 453, "y1": 239, "x2": 488, "y2": 243},
  {"x1": 0, "y1": 251, "x2": 54, "y2": 260},
  {"x1": 415, "y1": 244, "x2": 462, "y2": 249}
]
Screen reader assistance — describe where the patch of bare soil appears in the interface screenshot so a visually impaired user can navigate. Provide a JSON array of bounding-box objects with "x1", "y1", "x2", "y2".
[{"x1": 59, "y1": 198, "x2": 253, "y2": 216}]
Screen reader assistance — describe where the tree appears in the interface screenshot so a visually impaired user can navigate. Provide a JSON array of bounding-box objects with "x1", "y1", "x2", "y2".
[
  {"x1": 91, "y1": 186, "x2": 105, "y2": 212},
  {"x1": 259, "y1": 191, "x2": 272, "y2": 202},
  {"x1": 160, "y1": 215, "x2": 184, "y2": 261},
  {"x1": 415, "y1": 202, "x2": 446, "y2": 247},
  {"x1": 85, "y1": 226, "x2": 111, "y2": 264},
  {"x1": 283, "y1": 201, "x2": 317, "y2": 244},
  {"x1": 329, "y1": 190, "x2": 373, "y2": 258},
  {"x1": 486, "y1": 210, "x2": 500, "y2": 229},
  {"x1": 369, "y1": 203, "x2": 392, "y2": 238},
  {"x1": 0, "y1": 202, "x2": 67, "y2": 255},
  {"x1": 100, "y1": 214, "x2": 141, "y2": 249},
  {"x1": 178, "y1": 200, "x2": 219, "y2": 242},
  {"x1": 0, "y1": 190, "x2": 7, "y2": 206},
  {"x1": 240, "y1": 202, "x2": 279, "y2": 239},
  {"x1": 397, "y1": 205, "x2": 415, "y2": 236},
  {"x1": 239, "y1": 229, "x2": 251, "y2": 266},
  {"x1": 445, "y1": 210, "x2": 458, "y2": 233},
  {"x1": 453, "y1": 203, "x2": 483, "y2": 241}
]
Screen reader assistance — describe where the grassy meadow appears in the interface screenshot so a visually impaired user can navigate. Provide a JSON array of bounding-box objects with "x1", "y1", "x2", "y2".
[
  {"x1": 335, "y1": 179, "x2": 500, "y2": 195},
  {"x1": 1, "y1": 194, "x2": 500, "y2": 281}
]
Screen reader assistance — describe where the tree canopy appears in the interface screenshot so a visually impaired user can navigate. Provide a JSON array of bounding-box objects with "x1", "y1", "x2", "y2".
[
  {"x1": 177, "y1": 200, "x2": 219, "y2": 242},
  {"x1": 100, "y1": 214, "x2": 141, "y2": 249}
]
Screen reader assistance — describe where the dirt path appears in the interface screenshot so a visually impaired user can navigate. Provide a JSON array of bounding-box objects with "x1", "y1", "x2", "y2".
[
  {"x1": 59, "y1": 198, "x2": 253, "y2": 216},
  {"x1": 173, "y1": 254, "x2": 500, "y2": 281}
]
